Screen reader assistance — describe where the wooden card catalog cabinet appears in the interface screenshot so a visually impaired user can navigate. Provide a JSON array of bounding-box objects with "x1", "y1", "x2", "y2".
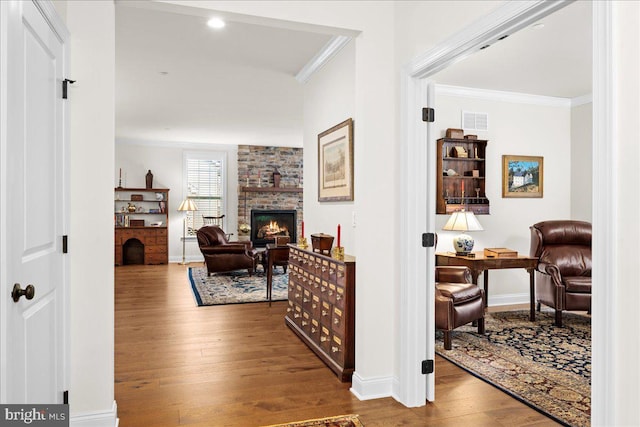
[{"x1": 286, "y1": 245, "x2": 355, "y2": 382}]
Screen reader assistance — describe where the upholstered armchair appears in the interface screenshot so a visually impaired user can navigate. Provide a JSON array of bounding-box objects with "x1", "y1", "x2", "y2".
[
  {"x1": 530, "y1": 220, "x2": 592, "y2": 327},
  {"x1": 435, "y1": 266, "x2": 485, "y2": 350},
  {"x1": 196, "y1": 225, "x2": 259, "y2": 276}
]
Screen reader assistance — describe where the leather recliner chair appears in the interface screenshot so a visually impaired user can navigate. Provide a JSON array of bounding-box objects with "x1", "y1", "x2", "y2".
[
  {"x1": 530, "y1": 220, "x2": 592, "y2": 327},
  {"x1": 435, "y1": 266, "x2": 485, "y2": 350},
  {"x1": 196, "y1": 225, "x2": 259, "y2": 276}
]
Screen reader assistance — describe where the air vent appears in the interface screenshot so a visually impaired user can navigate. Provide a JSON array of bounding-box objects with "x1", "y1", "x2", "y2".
[{"x1": 462, "y1": 111, "x2": 489, "y2": 131}]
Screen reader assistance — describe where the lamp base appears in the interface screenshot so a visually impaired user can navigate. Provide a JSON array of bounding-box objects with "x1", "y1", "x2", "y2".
[{"x1": 453, "y1": 233, "x2": 475, "y2": 256}]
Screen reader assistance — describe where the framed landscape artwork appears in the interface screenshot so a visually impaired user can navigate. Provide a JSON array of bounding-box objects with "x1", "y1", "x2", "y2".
[
  {"x1": 318, "y1": 118, "x2": 354, "y2": 202},
  {"x1": 502, "y1": 155, "x2": 544, "y2": 198}
]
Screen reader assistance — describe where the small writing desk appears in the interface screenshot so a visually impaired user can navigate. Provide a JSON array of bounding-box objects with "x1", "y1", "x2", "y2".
[{"x1": 435, "y1": 251, "x2": 538, "y2": 321}]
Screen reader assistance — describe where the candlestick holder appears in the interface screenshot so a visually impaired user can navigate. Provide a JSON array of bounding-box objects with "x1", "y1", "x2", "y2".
[
  {"x1": 331, "y1": 246, "x2": 345, "y2": 260},
  {"x1": 298, "y1": 237, "x2": 308, "y2": 249}
]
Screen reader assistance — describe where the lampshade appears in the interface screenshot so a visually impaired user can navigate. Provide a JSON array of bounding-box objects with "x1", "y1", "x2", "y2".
[
  {"x1": 442, "y1": 210, "x2": 483, "y2": 256},
  {"x1": 177, "y1": 198, "x2": 198, "y2": 212},
  {"x1": 442, "y1": 210, "x2": 484, "y2": 232}
]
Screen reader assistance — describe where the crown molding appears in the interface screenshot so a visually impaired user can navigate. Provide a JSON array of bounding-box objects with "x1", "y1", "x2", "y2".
[
  {"x1": 295, "y1": 35, "x2": 352, "y2": 83},
  {"x1": 436, "y1": 84, "x2": 572, "y2": 107},
  {"x1": 571, "y1": 93, "x2": 593, "y2": 107}
]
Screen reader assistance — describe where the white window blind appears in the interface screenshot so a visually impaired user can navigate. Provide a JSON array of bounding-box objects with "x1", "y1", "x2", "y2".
[{"x1": 185, "y1": 158, "x2": 224, "y2": 234}]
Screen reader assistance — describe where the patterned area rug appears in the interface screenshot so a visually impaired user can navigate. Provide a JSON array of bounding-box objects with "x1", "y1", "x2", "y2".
[
  {"x1": 188, "y1": 266, "x2": 288, "y2": 306},
  {"x1": 436, "y1": 310, "x2": 590, "y2": 427},
  {"x1": 263, "y1": 414, "x2": 363, "y2": 427}
]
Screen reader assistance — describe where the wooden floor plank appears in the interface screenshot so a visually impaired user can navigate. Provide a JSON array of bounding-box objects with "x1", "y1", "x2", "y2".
[{"x1": 115, "y1": 263, "x2": 559, "y2": 426}]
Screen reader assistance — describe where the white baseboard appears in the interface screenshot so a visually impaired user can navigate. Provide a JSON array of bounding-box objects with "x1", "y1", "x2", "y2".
[
  {"x1": 70, "y1": 401, "x2": 117, "y2": 427},
  {"x1": 169, "y1": 255, "x2": 204, "y2": 264},
  {"x1": 487, "y1": 292, "x2": 530, "y2": 307},
  {"x1": 350, "y1": 372, "x2": 393, "y2": 401}
]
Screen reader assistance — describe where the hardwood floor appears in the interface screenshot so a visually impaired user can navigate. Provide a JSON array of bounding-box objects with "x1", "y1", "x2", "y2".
[{"x1": 115, "y1": 264, "x2": 558, "y2": 426}]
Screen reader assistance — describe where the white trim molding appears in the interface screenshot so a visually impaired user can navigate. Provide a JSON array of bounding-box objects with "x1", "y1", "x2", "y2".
[
  {"x1": 350, "y1": 373, "x2": 393, "y2": 401},
  {"x1": 571, "y1": 93, "x2": 593, "y2": 107},
  {"x1": 295, "y1": 35, "x2": 352, "y2": 83},
  {"x1": 70, "y1": 401, "x2": 118, "y2": 427},
  {"x1": 436, "y1": 84, "x2": 572, "y2": 108}
]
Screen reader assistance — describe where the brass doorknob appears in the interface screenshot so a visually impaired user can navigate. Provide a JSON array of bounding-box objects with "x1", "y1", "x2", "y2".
[{"x1": 12, "y1": 283, "x2": 35, "y2": 302}]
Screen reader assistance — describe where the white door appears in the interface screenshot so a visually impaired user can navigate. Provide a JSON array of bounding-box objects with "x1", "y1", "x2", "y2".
[{"x1": 1, "y1": 0, "x2": 68, "y2": 403}]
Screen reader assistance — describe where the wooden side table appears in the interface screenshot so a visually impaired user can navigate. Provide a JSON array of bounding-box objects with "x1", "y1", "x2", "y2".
[{"x1": 435, "y1": 252, "x2": 538, "y2": 321}]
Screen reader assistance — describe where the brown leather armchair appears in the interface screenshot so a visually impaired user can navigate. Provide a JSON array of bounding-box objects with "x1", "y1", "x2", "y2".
[
  {"x1": 435, "y1": 266, "x2": 485, "y2": 350},
  {"x1": 196, "y1": 225, "x2": 259, "y2": 276},
  {"x1": 530, "y1": 220, "x2": 592, "y2": 327}
]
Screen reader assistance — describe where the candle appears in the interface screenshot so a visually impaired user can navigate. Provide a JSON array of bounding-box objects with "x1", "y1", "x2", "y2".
[
  {"x1": 301, "y1": 221, "x2": 304, "y2": 238},
  {"x1": 337, "y1": 224, "x2": 341, "y2": 248}
]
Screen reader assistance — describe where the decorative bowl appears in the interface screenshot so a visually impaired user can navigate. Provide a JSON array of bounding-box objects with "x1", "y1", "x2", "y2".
[{"x1": 311, "y1": 233, "x2": 334, "y2": 255}]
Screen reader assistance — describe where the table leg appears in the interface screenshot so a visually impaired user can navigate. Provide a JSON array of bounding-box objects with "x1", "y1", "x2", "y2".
[
  {"x1": 528, "y1": 268, "x2": 535, "y2": 321},
  {"x1": 267, "y1": 258, "x2": 273, "y2": 306}
]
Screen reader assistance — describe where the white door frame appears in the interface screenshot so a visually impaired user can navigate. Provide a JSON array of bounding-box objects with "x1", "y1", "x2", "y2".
[
  {"x1": 397, "y1": 1, "x2": 612, "y2": 417},
  {"x1": 0, "y1": 0, "x2": 70, "y2": 402}
]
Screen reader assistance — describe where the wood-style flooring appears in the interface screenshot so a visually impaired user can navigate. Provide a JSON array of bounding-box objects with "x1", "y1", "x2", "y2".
[{"x1": 115, "y1": 263, "x2": 558, "y2": 426}]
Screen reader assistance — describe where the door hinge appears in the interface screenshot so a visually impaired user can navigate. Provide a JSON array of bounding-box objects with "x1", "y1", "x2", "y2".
[
  {"x1": 422, "y1": 359, "x2": 434, "y2": 374},
  {"x1": 422, "y1": 107, "x2": 435, "y2": 123},
  {"x1": 62, "y1": 79, "x2": 76, "y2": 99},
  {"x1": 63, "y1": 390, "x2": 69, "y2": 405},
  {"x1": 422, "y1": 233, "x2": 435, "y2": 248},
  {"x1": 62, "y1": 235, "x2": 68, "y2": 254}
]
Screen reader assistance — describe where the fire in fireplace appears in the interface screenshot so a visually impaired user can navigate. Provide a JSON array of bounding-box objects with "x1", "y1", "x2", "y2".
[{"x1": 250, "y1": 209, "x2": 297, "y2": 247}]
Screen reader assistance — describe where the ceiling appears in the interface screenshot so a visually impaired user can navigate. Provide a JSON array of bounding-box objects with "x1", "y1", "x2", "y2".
[
  {"x1": 432, "y1": 1, "x2": 592, "y2": 98},
  {"x1": 115, "y1": 3, "x2": 333, "y2": 147},
  {"x1": 115, "y1": 2, "x2": 592, "y2": 148}
]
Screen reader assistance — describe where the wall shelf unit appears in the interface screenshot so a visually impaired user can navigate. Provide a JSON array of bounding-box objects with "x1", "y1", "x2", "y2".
[
  {"x1": 437, "y1": 138, "x2": 490, "y2": 215},
  {"x1": 114, "y1": 187, "x2": 169, "y2": 265}
]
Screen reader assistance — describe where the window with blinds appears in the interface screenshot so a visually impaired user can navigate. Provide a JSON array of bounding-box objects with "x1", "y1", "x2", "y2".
[{"x1": 185, "y1": 157, "x2": 224, "y2": 235}]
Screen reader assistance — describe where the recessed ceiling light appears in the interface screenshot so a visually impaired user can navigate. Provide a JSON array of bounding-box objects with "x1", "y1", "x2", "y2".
[
  {"x1": 207, "y1": 17, "x2": 225, "y2": 29},
  {"x1": 531, "y1": 23, "x2": 545, "y2": 30}
]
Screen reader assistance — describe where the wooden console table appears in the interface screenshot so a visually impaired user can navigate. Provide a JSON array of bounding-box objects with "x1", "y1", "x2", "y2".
[{"x1": 435, "y1": 252, "x2": 538, "y2": 321}]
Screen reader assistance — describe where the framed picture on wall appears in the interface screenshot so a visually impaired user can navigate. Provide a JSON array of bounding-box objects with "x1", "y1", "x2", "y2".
[
  {"x1": 318, "y1": 118, "x2": 354, "y2": 202},
  {"x1": 502, "y1": 155, "x2": 544, "y2": 198}
]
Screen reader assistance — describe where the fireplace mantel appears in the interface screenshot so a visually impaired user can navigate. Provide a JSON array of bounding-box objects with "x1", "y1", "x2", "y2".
[{"x1": 241, "y1": 186, "x2": 302, "y2": 193}]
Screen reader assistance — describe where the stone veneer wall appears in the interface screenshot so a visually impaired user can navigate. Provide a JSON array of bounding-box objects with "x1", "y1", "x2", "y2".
[{"x1": 237, "y1": 145, "x2": 303, "y2": 238}]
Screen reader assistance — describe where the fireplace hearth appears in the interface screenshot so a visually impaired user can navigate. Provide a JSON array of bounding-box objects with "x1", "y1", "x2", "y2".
[{"x1": 250, "y1": 210, "x2": 297, "y2": 247}]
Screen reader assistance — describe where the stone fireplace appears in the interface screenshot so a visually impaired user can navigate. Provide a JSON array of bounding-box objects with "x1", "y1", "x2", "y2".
[{"x1": 250, "y1": 209, "x2": 297, "y2": 247}]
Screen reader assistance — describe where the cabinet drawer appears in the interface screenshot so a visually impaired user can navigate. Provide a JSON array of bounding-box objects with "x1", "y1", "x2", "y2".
[
  {"x1": 336, "y1": 265, "x2": 347, "y2": 287},
  {"x1": 320, "y1": 326, "x2": 331, "y2": 354},
  {"x1": 302, "y1": 288, "x2": 312, "y2": 312},
  {"x1": 301, "y1": 311, "x2": 312, "y2": 335},
  {"x1": 293, "y1": 304, "x2": 303, "y2": 327},
  {"x1": 327, "y1": 283, "x2": 337, "y2": 305},
  {"x1": 320, "y1": 301, "x2": 331, "y2": 327},
  {"x1": 310, "y1": 318, "x2": 320, "y2": 343},
  {"x1": 293, "y1": 285, "x2": 303, "y2": 305},
  {"x1": 311, "y1": 294, "x2": 321, "y2": 319},
  {"x1": 330, "y1": 334, "x2": 345, "y2": 365},
  {"x1": 331, "y1": 306, "x2": 345, "y2": 334},
  {"x1": 335, "y1": 286, "x2": 346, "y2": 310},
  {"x1": 145, "y1": 245, "x2": 166, "y2": 254}
]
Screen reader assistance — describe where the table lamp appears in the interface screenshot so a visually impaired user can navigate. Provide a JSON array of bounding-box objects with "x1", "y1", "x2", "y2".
[
  {"x1": 178, "y1": 198, "x2": 198, "y2": 264},
  {"x1": 442, "y1": 210, "x2": 483, "y2": 256}
]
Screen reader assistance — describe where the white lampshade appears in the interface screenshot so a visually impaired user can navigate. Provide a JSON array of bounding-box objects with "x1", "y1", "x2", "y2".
[
  {"x1": 442, "y1": 210, "x2": 484, "y2": 232},
  {"x1": 442, "y1": 210, "x2": 483, "y2": 255},
  {"x1": 177, "y1": 198, "x2": 198, "y2": 212}
]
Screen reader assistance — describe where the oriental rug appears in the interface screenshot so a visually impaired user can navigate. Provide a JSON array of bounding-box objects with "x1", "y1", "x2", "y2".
[
  {"x1": 263, "y1": 414, "x2": 363, "y2": 427},
  {"x1": 436, "y1": 310, "x2": 590, "y2": 427},
  {"x1": 188, "y1": 266, "x2": 288, "y2": 306}
]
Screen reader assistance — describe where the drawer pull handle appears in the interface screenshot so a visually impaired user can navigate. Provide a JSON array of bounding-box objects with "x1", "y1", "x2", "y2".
[
  {"x1": 302, "y1": 321, "x2": 308, "y2": 326},
  {"x1": 303, "y1": 298, "x2": 309, "y2": 303},
  {"x1": 312, "y1": 327, "x2": 317, "y2": 333},
  {"x1": 336, "y1": 294, "x2": 342, "y2": 301},
  {"x1": 322, "y1": 266, "x2": 327, "y2": 272},
  {"x1": 333, "y1": 318, "x2": 340, "y2": 325},
  {"x1": 331, "y1": 346, "x2": 339, "y2": 353},
  {"x1": 322, "y1": 310, "x2": 328, "y2": 317},
  {"x1": 294, "y1": 313, "x2": 300, "y2": 318},
  {"x1": 321, "y1": 336, "x2": 328, "y2": 342},
  {"x1": 295, "y1": 293, "x2": 300, "y2": 298}
]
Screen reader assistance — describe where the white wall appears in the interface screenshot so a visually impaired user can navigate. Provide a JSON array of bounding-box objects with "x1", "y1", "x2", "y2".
[
  {"x1": 434, "y1": 90, "x2": 571, "y2": 305},
  {"x1": 115, "y1": 142, "x2": 238, "y2": 263},
  {"x1": 66, "y1": 1, "x2": 117, "y2": 424},
  {"x1": 303, "y1": 40, "x2": 356, "y2": 251},
  {"x1": 570, "y1": 102, "x2": 592, "y2": 221}
]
